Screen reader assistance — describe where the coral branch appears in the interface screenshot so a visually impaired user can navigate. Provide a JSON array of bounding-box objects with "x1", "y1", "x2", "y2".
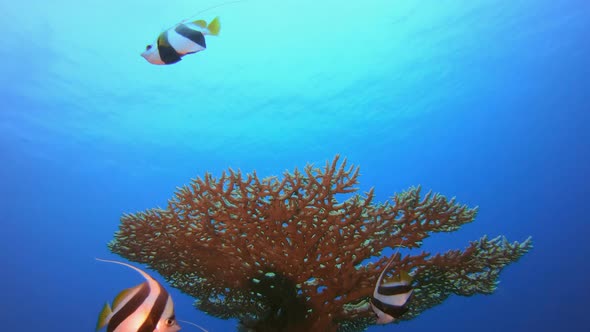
[{"x1": 109, "y1": 156, "x2": 532, "y2": 331}]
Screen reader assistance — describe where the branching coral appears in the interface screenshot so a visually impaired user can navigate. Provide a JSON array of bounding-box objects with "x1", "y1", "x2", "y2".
[{"x1": 109, "y1": 155, "x2": 532, "y2": 331}]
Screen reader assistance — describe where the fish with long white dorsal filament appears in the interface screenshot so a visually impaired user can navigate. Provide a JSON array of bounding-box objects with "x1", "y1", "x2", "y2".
[
  {"x1": 141, "y1": 17, "x2": 220, "y2": 65},
  {"x1": 95, "y1": 258, "x2": 182, "y2": 332}
]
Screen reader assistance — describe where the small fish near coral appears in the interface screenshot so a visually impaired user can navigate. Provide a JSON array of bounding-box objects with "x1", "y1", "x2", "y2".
[
  {"x1": 370, "y1": 256, "x2": 414, "y2": 324},
  {"x1": 95, "y1": 258, "x2": 209, "y2": 332},
  {"x1": 141, "y1": 17, "x2": 220, "y2": 65}
]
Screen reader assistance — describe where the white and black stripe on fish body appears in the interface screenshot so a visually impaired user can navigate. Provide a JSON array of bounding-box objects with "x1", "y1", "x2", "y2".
[
  {"x1": 95, "y1": 259, "x2": 180, "y2": 332},
  {"x1": 370, "y1": 258, "x2": 414, "y2": 324},
  {"x1": 141, "y1": 17, "x2": 221, "y2": 65}
]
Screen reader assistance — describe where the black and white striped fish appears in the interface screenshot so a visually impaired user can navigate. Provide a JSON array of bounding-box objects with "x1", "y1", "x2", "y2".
[
  {"x1": 369, "y1": 257, "x2": 414, "y2": 324},
  {"x1": 95, "y1": 258, "x2": 181, "y2": 332},
  {"x1": 141, "y1": 17, "x2": 220, "y2": 65}
]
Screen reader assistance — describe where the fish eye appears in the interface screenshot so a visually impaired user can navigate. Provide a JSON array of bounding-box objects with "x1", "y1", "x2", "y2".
[
  {"x1": 145, "y1": 45, "x2": 152, "y2": 51},
  {"x1": 165, "y1": 318, "x2": 175, "y2": 326}
]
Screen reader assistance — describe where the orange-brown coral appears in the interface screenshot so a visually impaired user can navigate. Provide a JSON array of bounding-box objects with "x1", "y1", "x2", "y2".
[{"x1": 109, "y1": 156, "x2": 532, "y2": 331}]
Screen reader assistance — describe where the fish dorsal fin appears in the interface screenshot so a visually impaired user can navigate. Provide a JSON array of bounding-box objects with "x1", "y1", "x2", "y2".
[
  {"x1": 385, "y1": 269, "x2": 412, "y2": 284},
  {"x1": 375, "y1": 255, "x2": 396, "y2": 292},
  {"x1": 112, "y1": 283, "x2": 144, "y2": 311},
  {"x1": 192, "y1": 19, "x2": 207, "y2": 28},
  {"x1": 398, "y1": 270, "x2": 412, "y2": 283},
  {"x1": 178, "y1": 319, "x2": 210, "y2": 332},
  {"x1": 96, "y1": 302, "x2": 112, "y2": 331},
  {"x1": 182, "y1": 0, "x2": 245, "y2": 23},
  {"x1": 207, "y1": 17, "x2": 221, "y2": 36},
  {"x1": 96, "y1": 258, "x2": 154, "y2": 282},
  {"x1": 374, "y1": 238, "x2": 406, "y2": 295}
]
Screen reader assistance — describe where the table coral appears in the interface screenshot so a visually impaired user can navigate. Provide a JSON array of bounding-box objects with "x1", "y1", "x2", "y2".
[{"x1": 109, "y1": 155, "x2": 532, "y2": 331}]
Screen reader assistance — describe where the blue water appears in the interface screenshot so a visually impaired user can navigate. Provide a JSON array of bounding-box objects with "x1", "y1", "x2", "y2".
[{"x1": 1, "y1": 0, "x2": 588, "y2": 331}]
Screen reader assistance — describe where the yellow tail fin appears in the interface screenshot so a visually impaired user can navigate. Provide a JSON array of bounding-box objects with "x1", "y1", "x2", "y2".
[{"x1": 207, "y1": 16, "x2": 221, "y2": 36}]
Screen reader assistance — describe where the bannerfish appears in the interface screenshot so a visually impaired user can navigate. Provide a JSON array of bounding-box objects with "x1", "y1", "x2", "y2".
[
  {"x1": 95, "y1": 258, "x2": 181, "y2": 332},
  {"x1": 369, "y1": 256, "x2": 414, "y2": 324},
  {"x1": 141, "y1": 17, "x2": 221, "y2": 65}
]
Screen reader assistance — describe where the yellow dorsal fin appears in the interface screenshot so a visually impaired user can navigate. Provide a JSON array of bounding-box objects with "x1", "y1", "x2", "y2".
[
  {"x1": 398, "y1": 270, "x2": 412, "y2": 283},
  {"x1": 96, "y1": 302, "x2": 112, "y2": 331},
  {"x1": 207, "y1": 16, "x2": 221, "y2": 36},
  {"x1": 112, "y1": 284, "x2": 143, "y2": 311},
  {"x1": 384, "y1": 270, "x2": 412, "y2": 285},
  {"x1": 192, "y1": 19, "x2": 207, "y2": 28}
]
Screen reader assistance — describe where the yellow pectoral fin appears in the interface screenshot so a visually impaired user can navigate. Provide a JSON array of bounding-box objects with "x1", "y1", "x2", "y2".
[
  {"x1": 96, "y1": 303, "x2": 112, "y2": 331},
  {"x1": 207, "y1": 16, "x2": 221, "y2": 36},
  {"x1": 192, "y1": 19, "x2": 207, "y2": 28}
]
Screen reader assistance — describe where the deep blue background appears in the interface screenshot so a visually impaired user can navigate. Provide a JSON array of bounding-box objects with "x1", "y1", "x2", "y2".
[{"x1": 1, "y1": 0, "x2": 588, "y2": 331}]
